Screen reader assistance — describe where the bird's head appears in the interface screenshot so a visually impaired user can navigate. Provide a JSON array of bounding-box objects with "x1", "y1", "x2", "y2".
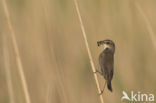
[{"x1": 97, "y1": 39, "x2": 115, "y2": 53}]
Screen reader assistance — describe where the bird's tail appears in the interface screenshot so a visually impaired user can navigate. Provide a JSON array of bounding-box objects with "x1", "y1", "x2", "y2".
[{"x1": 107, "y1": 80, "x2": 113, "y2": 92}]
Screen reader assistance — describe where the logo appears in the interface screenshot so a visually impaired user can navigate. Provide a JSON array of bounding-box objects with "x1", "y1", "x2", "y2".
[{"x1": 121, "y1": 91, "x2": 154, "y2": 102}]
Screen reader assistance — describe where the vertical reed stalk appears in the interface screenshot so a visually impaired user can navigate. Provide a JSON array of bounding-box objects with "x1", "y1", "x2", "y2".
[
  {"x1": 73, "y1": 0, "x2": 104, "y2": 103},
  {"x1": 135, "y1": 2, "x2": 156, "y2": 50},
  {"x1": 1, "y1": 0, "x2": 31, "y2": 103},
  {"x1": 40, "y1": 0, "x2": 69, "y2": 103},
  {"x1": 3, "y1": 35, "x2": 15, "y2": 103},
  {"x1": 46, "y1": 83, "x2": 51, "y2": 103}
]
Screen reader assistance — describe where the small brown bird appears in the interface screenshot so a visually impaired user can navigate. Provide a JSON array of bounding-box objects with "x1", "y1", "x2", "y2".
[{"x1": 96, "y1": 39, "x2": 115, "y2": 92}]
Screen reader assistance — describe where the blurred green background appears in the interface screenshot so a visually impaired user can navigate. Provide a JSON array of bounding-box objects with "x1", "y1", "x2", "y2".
[{"x1": 0, "y1": 0, "x2": 156, "y2": 103}]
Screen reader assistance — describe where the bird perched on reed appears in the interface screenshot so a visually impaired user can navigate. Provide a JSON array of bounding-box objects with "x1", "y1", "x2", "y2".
[{"x1": 96, "y1": 39, "x2": 115, "y2": 93}]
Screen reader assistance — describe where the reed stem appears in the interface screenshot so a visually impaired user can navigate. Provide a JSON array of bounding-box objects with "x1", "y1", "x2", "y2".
[
  {"x1": 2, "y1": 0, "x2": 31, "y2": 103},
  {"x1": 74, "y1": 0, "x2": 104, "y2": 103}
]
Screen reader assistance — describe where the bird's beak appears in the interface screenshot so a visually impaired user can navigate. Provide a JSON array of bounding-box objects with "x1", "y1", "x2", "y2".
[
  {"x1": 97, "y1": 40, "x2": 105, "y2": 47},
  {"x1": 97, "y1": 41, "x2": 101, "y2": 46}
]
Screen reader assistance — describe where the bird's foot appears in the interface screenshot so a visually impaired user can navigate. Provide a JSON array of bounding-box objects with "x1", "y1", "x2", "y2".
[
  {"x1": 93, "y1": 69, "x2": 103, "y2": 76},
  {"x1": 99, "y1": 90, "x2": 104, "y2": 95},
  {"x1": 93, "y1": 70, "x2": 98, "y2": 73}
]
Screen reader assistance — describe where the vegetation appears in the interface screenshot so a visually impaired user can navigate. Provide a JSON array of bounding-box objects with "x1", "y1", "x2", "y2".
[{"x1": 0, "y1": 0, "x2": 156, "y2": 103}]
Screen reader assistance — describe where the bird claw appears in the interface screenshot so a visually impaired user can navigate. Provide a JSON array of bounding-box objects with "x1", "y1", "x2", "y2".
[
  {"x1": 99, "y1": 90, "x2": 104, "y2": 95},
  {"x1": 93, "y1": 70, "x2": 97, "y2": 73},
  {"x1": 93, "y1": 69, "x2": 103, "y2": 76}
]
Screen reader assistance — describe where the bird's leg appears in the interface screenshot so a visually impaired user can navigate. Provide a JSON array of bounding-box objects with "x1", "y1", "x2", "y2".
[
  {"x1": 101, "y1": 81, "x2": 106, "y2": 94},
  {"x1": 99, "y1": 81, "x2": 106, "y2": 95},
  {"x1": 93, "y1": 63, "x2": 103, "y2": 76},
  {"x1": 94, "y1": 69, "x2": 103, "y2": 76}
]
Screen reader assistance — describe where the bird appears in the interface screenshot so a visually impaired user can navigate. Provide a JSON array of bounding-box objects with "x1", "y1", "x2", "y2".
[{"x1": 96, "y1": 39, "x2": 115, "y2": 93}]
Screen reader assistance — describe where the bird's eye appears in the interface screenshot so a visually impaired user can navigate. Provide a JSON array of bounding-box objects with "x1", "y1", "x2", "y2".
[{"x1": 106, "y1": 42, "x2": 110, "y2": 44}]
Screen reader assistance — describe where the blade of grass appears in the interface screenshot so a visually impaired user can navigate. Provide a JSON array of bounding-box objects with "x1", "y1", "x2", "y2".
[
  {"x1": 1, "y1": 0, "x2": 31, "y2": 103},
  {"x1": 3, "y1": 35, "x2": 15, "y2": 103},
  {"x1": 40, "y1": 0, "x2": 69, "y2": 103},
  {"x1": 73, "y1": 0, "x2": 104, "y2": 103},
  {"x1": 135, "y1": 2, "x2": 156, "y2": 50},
  {"x1": 46, "y1": 83, "x2": 51, "y2": 103}
]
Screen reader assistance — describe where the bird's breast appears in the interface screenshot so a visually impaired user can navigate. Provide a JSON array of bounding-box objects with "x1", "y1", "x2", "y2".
[{"x1": 99, "y1": 52, "x2": 114, "y2": 68}]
